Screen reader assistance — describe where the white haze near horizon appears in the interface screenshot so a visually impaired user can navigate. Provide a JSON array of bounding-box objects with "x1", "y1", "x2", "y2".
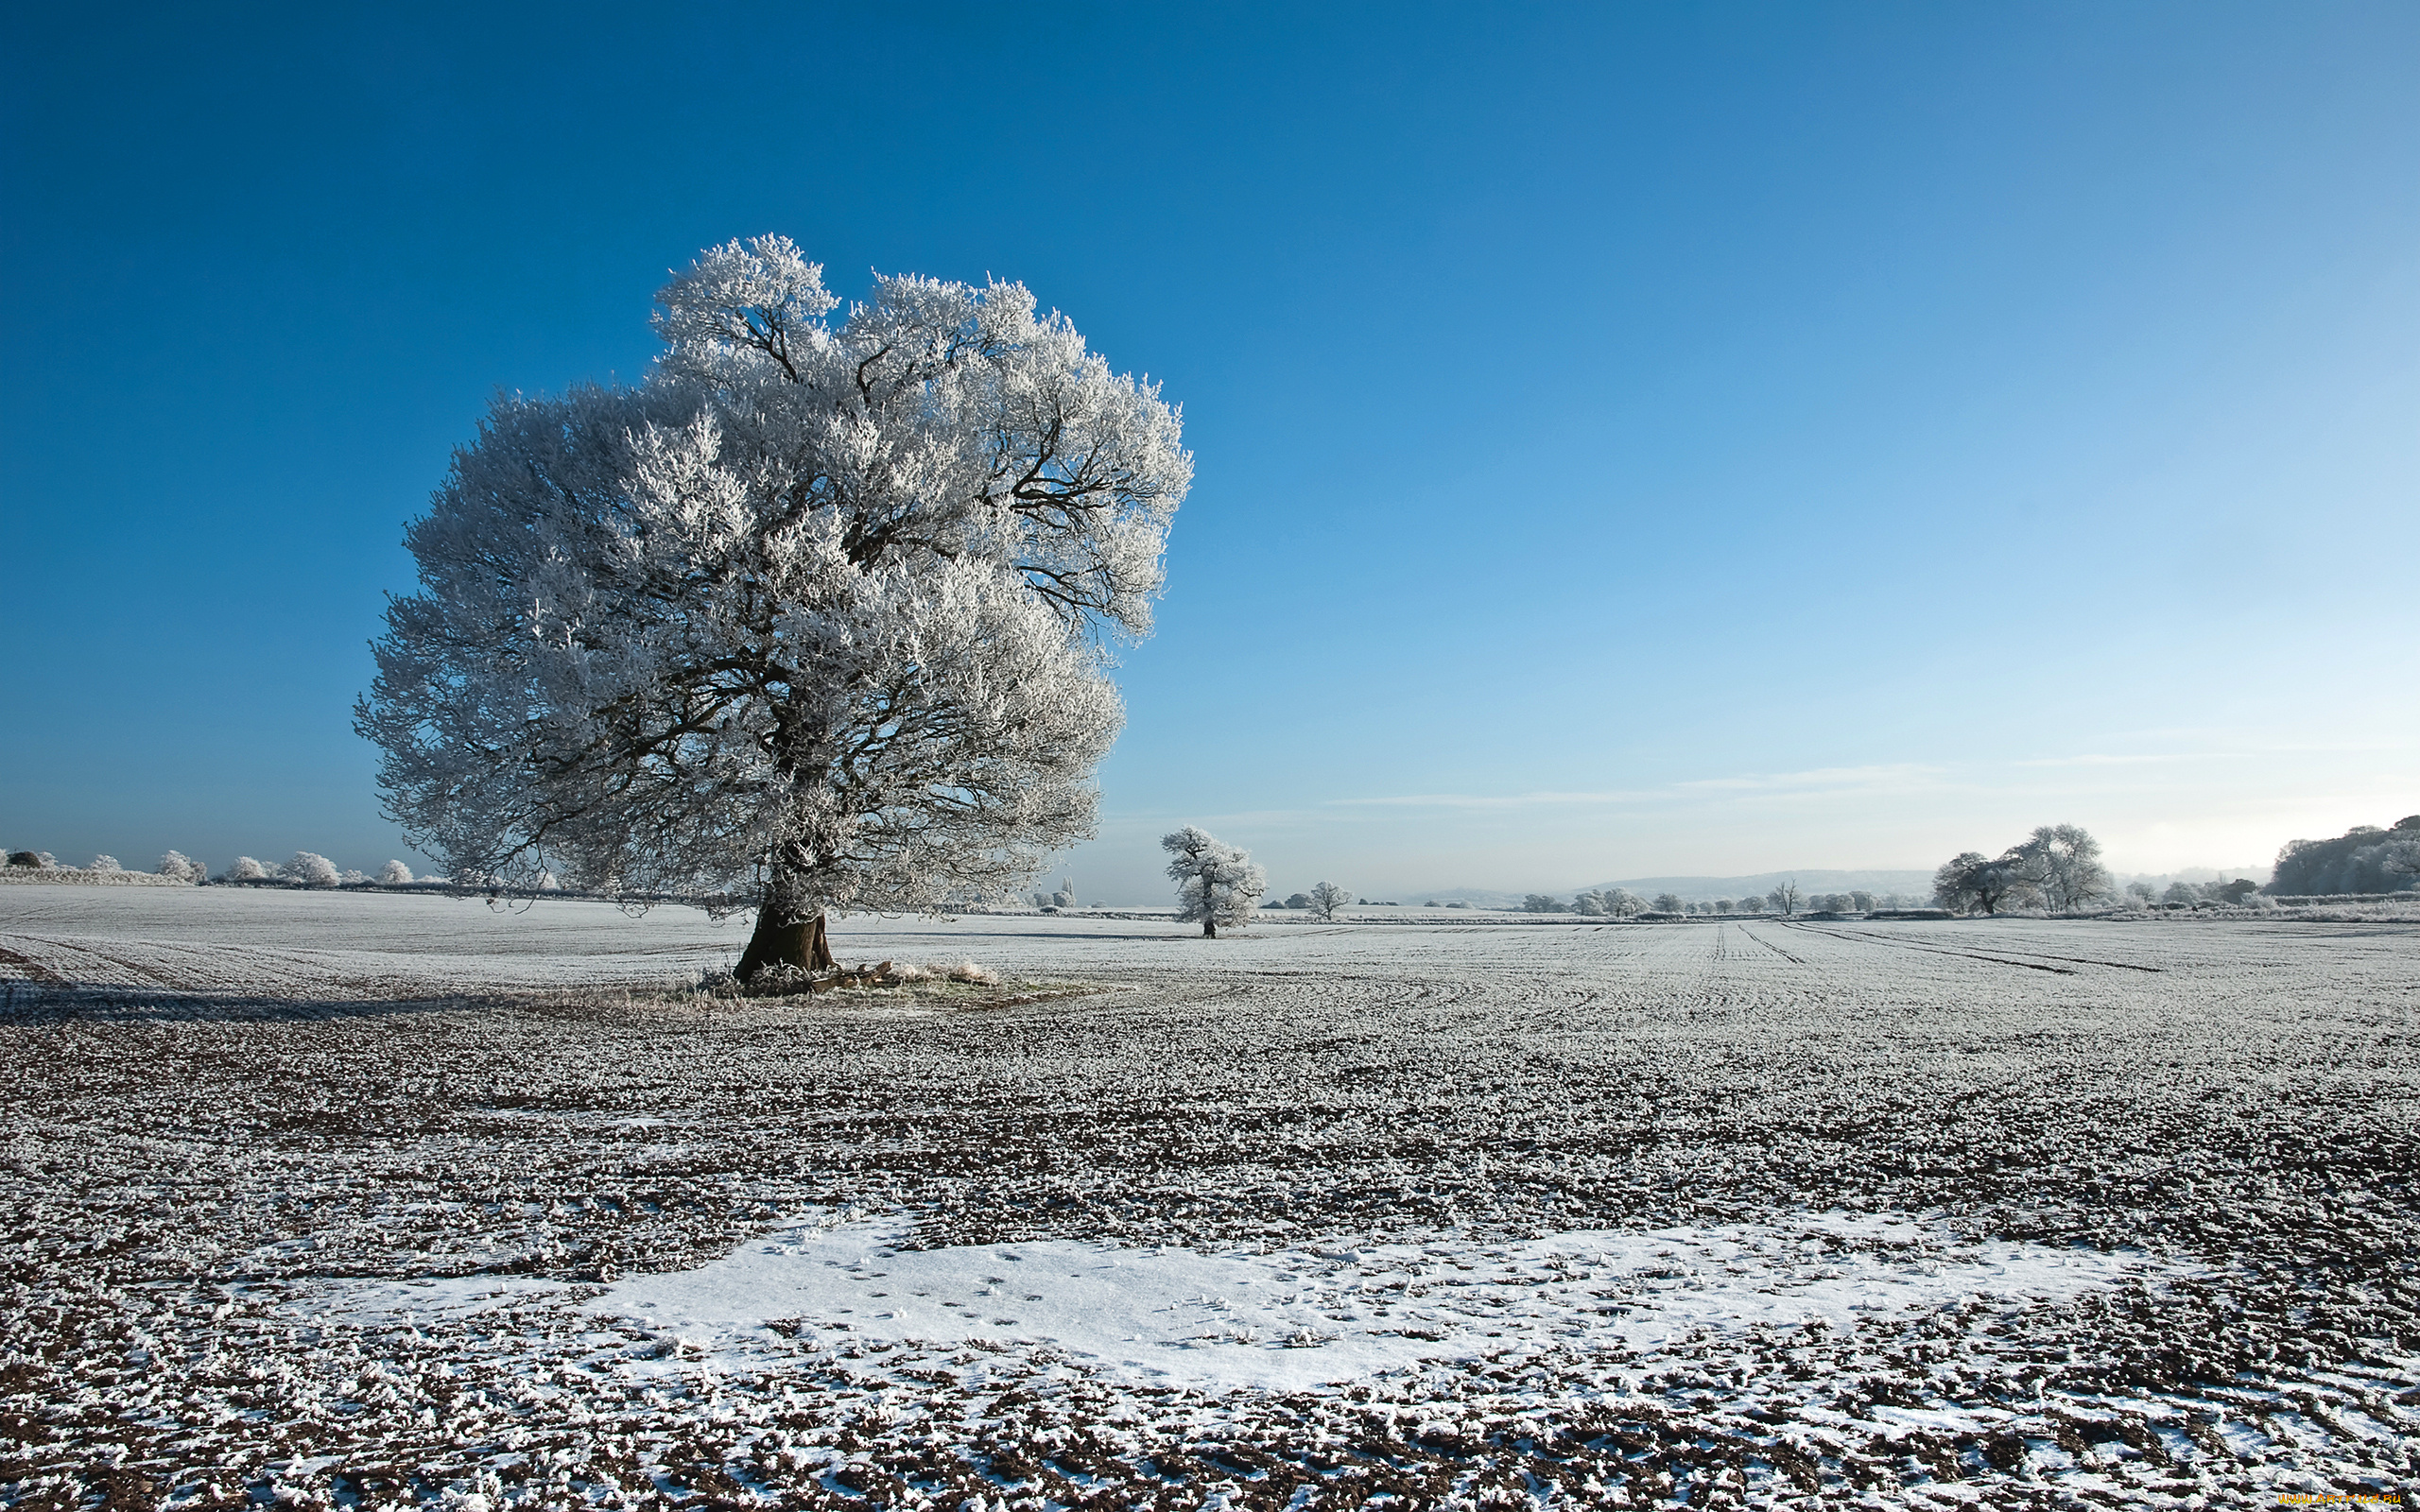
[
  {"x1": 2, "y1": 747, "x2": 2373, "y2": 908},
  {"x1": 1029, "y1": 750, "x2": 2380, "y2": 908}
]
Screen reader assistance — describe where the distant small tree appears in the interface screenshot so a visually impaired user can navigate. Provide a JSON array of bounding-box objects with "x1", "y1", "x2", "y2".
[
  {"x1": 1163, "y1": 827, "x2": 1266, "y2": 937},
  {"x1": 1652, "y1": 892, "x2": 1683, "y2": 913},
  {"x1": 158, "y1": 851, "x2": 203, "y2": 882},
  {"x1": 5, "y1": 851, "x2": 43, "y2": 868},
  {"x1": 88, "y1": 855, "x2": 120, "y2": 872},
  {"x1": 1714, "y1": 898, "x2": 1734, "y2": 913},
  {"x1": 1849, "y1": 889, "x2": 1874, "y2": 912},
  {"x1": 1280, "y1": 892, "x2": 1311, "y2": 909},
  {"x1": 1520, "y1": 894, "x2": 1566, "y2": 913},
  {"x1": 2125, "y1": 881, "x2": 2155, "y2": 904},
  {"x1": 1767, "y1": 880, "x2": 1802, "y2": 915},
  {"x1": 2162, "y1": 880, "x2": 2199, "y2": 905},
  {"x1": 379, "y1": 859, "x2": 415, "y2": 885},
  {"x1": 1570, "y1": 890, "x2": 1606, "y2": 916},
  {"x1": 225, "y1": 856, "x2": 268, "y2": 881},
  {"x1": 283, "y1": 851, "x2": 341, "y2": 887},
  {"x1": 1307, "y1": 881, "x2": 1351, "y2": 920}
]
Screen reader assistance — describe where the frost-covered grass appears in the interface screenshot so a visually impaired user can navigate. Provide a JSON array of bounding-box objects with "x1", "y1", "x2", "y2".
[{"x1": 1, "y1": 892, "x2": 2414, "y2": 1508}]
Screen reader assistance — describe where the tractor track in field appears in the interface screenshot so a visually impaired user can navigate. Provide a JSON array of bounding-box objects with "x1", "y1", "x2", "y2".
[
  {"x1": 1791, "y1": 919, "x2": 2169, "y2": 974},
  {"x1": 1732, "y1": 920, "x2": 1807, "y2": 965},
  {"x1": 1778, "y1": 919, "x2": 2083, "y2": 974}
]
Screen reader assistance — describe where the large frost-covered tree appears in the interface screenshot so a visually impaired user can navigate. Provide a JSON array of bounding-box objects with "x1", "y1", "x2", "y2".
[
  {"x1": 357, "y1": 237, "x2": 1190, "y2": 977},
  {"x1": 1163, "y1": 827, "x2": 1266, "y2": 937},
  {"x1": 2009, "y1": 824, "x2": 2111, "y2": 912},
  {"x1": 1932, "y1": 823, "x2": 2108, "y2": 916}
]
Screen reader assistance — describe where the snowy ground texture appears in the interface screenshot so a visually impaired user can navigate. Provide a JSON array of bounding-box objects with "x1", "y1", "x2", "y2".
[{"x1": 2, "y1": 886, "x2": 2415, "y2": 1509}]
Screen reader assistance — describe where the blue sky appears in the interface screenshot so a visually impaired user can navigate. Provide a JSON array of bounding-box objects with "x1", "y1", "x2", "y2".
[{"x1": 3, "y1": 2, "x2": 2413, "y2": 903}]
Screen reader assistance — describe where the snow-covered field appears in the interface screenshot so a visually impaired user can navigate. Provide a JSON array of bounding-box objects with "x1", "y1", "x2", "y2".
[{"x1": 2, "y1": 885, "x2": 2414, "y2": 1509}]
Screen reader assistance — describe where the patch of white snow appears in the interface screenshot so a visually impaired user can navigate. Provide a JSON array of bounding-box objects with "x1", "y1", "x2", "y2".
[{"x1": 579, "y1": 1211, "x2": 2184, "y2": 1392}]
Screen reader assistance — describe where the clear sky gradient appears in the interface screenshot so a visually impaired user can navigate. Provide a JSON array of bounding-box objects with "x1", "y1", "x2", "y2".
[{"x1": 4, "y1": 3, "x2": 2413, "y2": 903}]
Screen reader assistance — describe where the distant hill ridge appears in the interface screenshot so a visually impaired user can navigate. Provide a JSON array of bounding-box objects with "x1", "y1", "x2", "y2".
[
  {"x1": 1411, "y1": 870, "x2": 1938, "y2": 907},
  {"x1": 1585, "y1": 869, "x2": 1938, "y2": 899}
]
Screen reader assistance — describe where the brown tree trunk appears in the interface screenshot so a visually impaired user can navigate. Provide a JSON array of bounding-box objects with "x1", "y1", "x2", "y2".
[
  {"x1": 736, "y1": 907, "x2": 835, "y2": 979},
  {"x1": 1201, "y1": 917, "x2": 1217, "y2": 938}
]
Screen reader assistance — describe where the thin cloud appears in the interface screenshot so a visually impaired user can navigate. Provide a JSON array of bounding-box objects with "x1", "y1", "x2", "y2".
[
  {"x1": 1327, "y1": 790, "x2": 1660, "y2": 810},
  {"x1": 1678, "y1": 764, "x2": 1945, "y2": 793},
  {"x1": 2014, "y1": 753, "x2": 2216, "y2": 768},
  {"x1": 1332, "y1": 766, "x2": 1946, "y2": 809}
]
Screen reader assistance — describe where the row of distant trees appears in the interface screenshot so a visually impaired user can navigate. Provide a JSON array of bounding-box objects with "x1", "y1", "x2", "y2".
[
  {"x1": 1267, "y1": 883, "x2": 1354, "y2": 919},
  {"x1": 4, "y1": 850, "x2": 429, "y2": 887},
  {"x1": 1517, "y1": 885, "x2": 1909, "y2": 917},
  {"x1": 1932, "y1": 825, "x2": 2111, "y2": 915},
  {"x1": 2269, "y1": 816, "x2": 2420, "y2": 896},
  {"x1": 1160, "y1": 830, "x2": 1393, "y2": 934},
  {"x1": 1934, "y1": 815, "x2": 2420, "y2": 915},
  {"x1": 2126, "y1": 877, "x2": 2259, "y2": 907}
]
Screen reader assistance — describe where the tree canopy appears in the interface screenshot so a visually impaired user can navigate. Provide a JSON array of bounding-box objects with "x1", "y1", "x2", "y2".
[{"x1": 357, "y1": 237, "x2": 1190, "y2": 974}]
